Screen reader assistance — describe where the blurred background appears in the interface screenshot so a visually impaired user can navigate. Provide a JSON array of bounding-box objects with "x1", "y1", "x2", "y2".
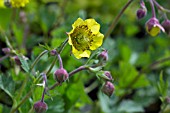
[{"x1": 0, "y1": 0, "x2": 170, "y2": 113}]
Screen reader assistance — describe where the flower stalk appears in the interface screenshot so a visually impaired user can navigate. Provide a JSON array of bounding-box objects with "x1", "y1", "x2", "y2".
[{"x1": 149, "y1": 0, "x2": 156, "y2": 18}]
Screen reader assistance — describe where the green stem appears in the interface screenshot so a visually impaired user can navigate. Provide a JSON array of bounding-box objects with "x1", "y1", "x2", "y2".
[
  {"x1": 10, "y1": 38, "x2": 68, "y2": 113},
  {"x1": 160, "y1": 103, "x2": 168, "y2": 113},
  {"x1": 46, "y1": 38, "x2": 68, "y2": 76},
  {"x1": 16, "y1": 74, "x2": 29, "y2": 101},
  {"x1": 104, "y1": 0, "x2": 134, "y2": 38},
  {"x1": 10, "y1": 90, "x2": 33, "y2": 113},
  {"x1": 30, "y1": 50, "x2": 49, "y2": 72}
]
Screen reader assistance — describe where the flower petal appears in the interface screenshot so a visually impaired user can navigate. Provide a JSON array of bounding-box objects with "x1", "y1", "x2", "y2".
[
  {"x1": 68, "y1": 34, "x2": 73, "y2": 45},
  {"x1": 90, "y1": 33, "x2": 104, "y2": 50},
  {"x1": 72, "y1": 18, "x2": 84, "y2": 29},
  {"x1": 149, "y1": 26, "x2": 160, "y2": 36},
  {"x1": 85, "y1": 19, "x2": 100, "y2": 34},
  {"x1": 72, "y1": 46, "x2": 91, "y2": 59}
]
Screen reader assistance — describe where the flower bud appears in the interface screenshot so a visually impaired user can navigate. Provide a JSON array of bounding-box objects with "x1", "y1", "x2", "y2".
[
  {"x1": 161, "y1": 19, "x2": 170, "y2": 35},
  {"x1": 136, "y1": 8, "x2": 147, "y2": 20},
  {"x1": 145, "y1": 17, "x2": 165, "y2": 36},
  {"x1": 98, "y1": 50, "x2": 108, "y2": 61},
  {"x1": 50, "y1": 49, "x2": 57, "y2": 56},
  {"x1": 13, "y1": 56, "x2": 21, "y2": 65},
  {"x1": 33, "y1": 101, "x2": 48, "y2": 113},
  {"x1": 54, "y1": 68, "x2": 68, "y2": 83},
  {"x1": 101, "y1": 81, "x2": 114, "y2": 97},
  {"x1": 104, "y1": 71, "x2": 113, "y2": 81},
  {"x1": 165, "y1": 97, "x2": 170, "y2": 104},
  {"x1": 2, "y1": 48, "x2": 11, "y2": 54}
]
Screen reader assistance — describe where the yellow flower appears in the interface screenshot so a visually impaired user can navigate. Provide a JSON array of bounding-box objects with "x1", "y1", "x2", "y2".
[
  {"x1": 11, "y1": 0, "x2": 29, "y2": 8},
  {"x1": 68, "y1": 18, "x2": 104, "y2": 59},
  {"x1": 145, "y1": 17, "x2": 165, "y2": 37},
  {"x1": 0, "y1": 0, "x2": 5, "y2": 8}
]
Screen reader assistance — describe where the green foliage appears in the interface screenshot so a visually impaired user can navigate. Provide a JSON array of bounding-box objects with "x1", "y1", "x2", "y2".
[{"x1": 1, "y1": 0, "x2": 170, "y2": 113}]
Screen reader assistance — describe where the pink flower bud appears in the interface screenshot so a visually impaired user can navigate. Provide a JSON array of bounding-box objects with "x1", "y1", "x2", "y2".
[
  {"x1": 13, "y1": 56, "x2": 21, "y2": 65},
  {"x1": 162, "y1": 19, "x2": 170, "y2": 35},
  {"x1": 101, "y1": 81, "x2": 114, "y2": 97},
  {"x1": 98, "y1": 50, "x2": 108, "y2": 61},
  {"x1": 136, "y1": 8, "x2": 147, "y2": 20},
  {"x1": 33, "y1": 101, "x2": 48, "y2": 113},
  {"x1": 104, "y1": 71, "x2": 113, "y2": 81},
  {"x1": 54, "y1": 68, "x2": 68, "y2": 83},
  {"x1": 2, "y1": 48, "x2": 11, "y2": 54},
  {"x1": 50, "y1": 49, "x2": 57, "y2": 56},
  {"x1": 145, "y1": 17, "x2": 165, "y2": 36}
]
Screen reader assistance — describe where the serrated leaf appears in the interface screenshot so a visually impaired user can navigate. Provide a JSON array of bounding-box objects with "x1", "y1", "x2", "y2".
[{"x1": 18, "y1": 55, "x2": 30, "y2": 73}]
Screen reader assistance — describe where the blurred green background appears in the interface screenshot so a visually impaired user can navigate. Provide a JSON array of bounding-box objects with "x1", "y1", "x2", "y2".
[{"x1": 0, "y1": 0, "x2": 170, "y2": 113}]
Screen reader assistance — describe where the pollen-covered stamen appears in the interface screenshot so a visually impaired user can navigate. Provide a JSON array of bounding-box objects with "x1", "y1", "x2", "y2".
[{"x1": 70, "y1": 25, "x2": 94, "y2": 51}]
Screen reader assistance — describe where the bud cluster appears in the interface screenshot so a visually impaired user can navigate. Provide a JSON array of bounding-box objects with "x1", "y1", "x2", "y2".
[{"x1": 137, "y1": 0, "x2": 170, "y2": 36}]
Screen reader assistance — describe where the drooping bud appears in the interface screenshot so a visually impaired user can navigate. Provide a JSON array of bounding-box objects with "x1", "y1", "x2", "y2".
[
  {"x1": 145, "y1": 17, "x2": 165, "y2": 36},
  {"x1": 104, "y1": 71, "x2": 113, "y2": 81},
  {"x1": 136, "y1": 0, "x2": 147, "y2": 20},
  {"x1": 33, "y1": 101, "x2": 48, "y2": 113},
  {"x1": 101, "y1": 81, "x2": 114, "y2": 97},
  {"x1": 98, "y1": 50, "x2": 108, "y2": 61},
  {"x1": 136, "y1": 8, "x2": 147, "y2": 20},
  {"x1": 50, "y1": 49, "x2": 57, "y2": 56},
  {"x1": 54, "y1": 68, "x2": 69, "y2": 83},
  {"x1": 161, "y1": 19, "x2": 170, "y2": 35},
  {"x1": 13, "y1": 56, "x2": 21, "y2": 65},
  {"x1": 2, "y1": 48, "x2": 11, "y2": 54}
]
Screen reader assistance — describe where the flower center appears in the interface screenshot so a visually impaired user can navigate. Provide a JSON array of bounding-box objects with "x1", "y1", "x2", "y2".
[{"x1": 70, "y1": 25, "x2": 94, "y2": 51}]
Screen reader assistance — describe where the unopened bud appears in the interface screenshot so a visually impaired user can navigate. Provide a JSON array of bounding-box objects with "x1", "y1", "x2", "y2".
[
  {"x1": 145, "y1": 17, "x2": 165, "y2": 36},
  {"x1": 50, "y1": 49, "x2": 57, "y2": 56},
  {"x1": 162, "y1": 19, "x2": 170, "y2": 35},
  {"x1": 54, "y1": 68, "x2": 68, "y2": 83},
  {"x1": 2, "y1": 48, "x2": 11, "y2": 54},
  {"x1": 104, "y1": 71, "x2": 113, "y2": 81},
  {"x1": 136, "y1": 8, "x2": 147, "y2": 20},
  {"x1": 98, "y1": 50, "x2": 108, "y2": 61},
  {"x1": 165, "y1": 97, "x2": 170, "y2": 104},
  {"x1": 13, "y1": 56, "x2": 21, "y2": 65},
  {"x1": 33, "y1": 101, "x2": 48, "y2": 113},
  {"x1": 101, "y1": 81, "x2": 114, "y2": 97}
]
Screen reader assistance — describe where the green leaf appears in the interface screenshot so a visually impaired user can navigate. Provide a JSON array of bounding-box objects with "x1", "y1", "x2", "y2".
[
  {"x1": 0, "y1": 74, "x2": 15, "y2": 98},
  {"x1": 18, "y1": 54, "x2": 30, "y2": 73},
  {"x1": 118, "y1": 100, "x2": 144, "y2": 113},
  {"x1": 46, "y1": 95, "x2": 65, "y2": 113},
  {"x1": 156, "y1": 71, "x2": 168, "y2": 97}
]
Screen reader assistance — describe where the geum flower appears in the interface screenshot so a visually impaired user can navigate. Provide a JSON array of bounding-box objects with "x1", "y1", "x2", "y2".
[
  {"x1": 145, "y1": 17, "x2": 165, "y2": 36},
  {"x1": 11, "y1": 0, "x2": 29, "y2": 8},
  {"x1": 68, "y1": 18, "x2": 104, "y2": 59}
]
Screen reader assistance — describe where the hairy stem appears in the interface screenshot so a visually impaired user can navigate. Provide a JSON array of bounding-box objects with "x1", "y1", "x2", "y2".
[
  {"x1": 0, "y1": 54, "x2": 9, "y2": 63},
  {"x1": 46, "y1": 38, "x2": 68, "y2": 76},
  {"x1": 149, "y1": 0, "x2": 156, "y2": 17},
  {"x1": 56, "y1": 51, "x2": 63, "y2": 69},
  {"x1": 69, "y1": 66, "x2": 89, "y2": 77},
  {"x1": 104, "y1": 0, "x2": 134, "y2": 38},
  {"x1": 152, "y1": 0, "x2": 170, "y2": 13}
]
